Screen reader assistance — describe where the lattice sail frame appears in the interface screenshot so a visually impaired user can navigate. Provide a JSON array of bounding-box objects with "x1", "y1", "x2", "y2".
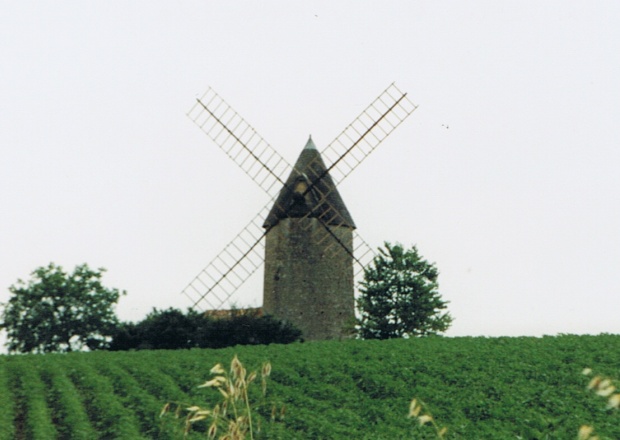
[
  {"x1": 188, "y1": 87, "x2": 292, "y2": 195},
  {"x1": 183, "y1": 83, "x2": 417, "y2": 310}
]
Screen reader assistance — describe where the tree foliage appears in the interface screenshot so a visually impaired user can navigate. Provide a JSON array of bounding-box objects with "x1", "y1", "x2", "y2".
[
  {"x1": 1, "y1": 263, "x2": 124, "y2": 353},
  {"x1": 109, "y1": 308, "x2": 199, "y2": 351},
  {"x1": 197, "y1": 308, "x2": 303, "y2": 349},
  {"x1": 109, "y1": 307, "x2": 302, "y2": 351},
  {"x1": 357, "y1": 242, "x2": 453, "y2": 339}
]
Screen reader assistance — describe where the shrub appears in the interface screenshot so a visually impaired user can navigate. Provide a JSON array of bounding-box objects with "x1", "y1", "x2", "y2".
[
  {"x1": 196, "y1": 309, "x2": 302, "y2": 349},
  {"x1": 110, "y1": 308, "x2": 301, "y2": 351}
]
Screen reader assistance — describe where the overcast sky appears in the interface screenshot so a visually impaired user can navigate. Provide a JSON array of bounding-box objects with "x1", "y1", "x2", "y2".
[{"x1": 2, "y1": 2, "x2": 619, "y2": 340}]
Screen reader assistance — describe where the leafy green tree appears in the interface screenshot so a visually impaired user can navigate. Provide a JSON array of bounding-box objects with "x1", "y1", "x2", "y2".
[
  {"x1": 1, "y1": 263, "x2": 124, "y2": 353},
  {"x1": 357, "y1": 242, "x2": 453, "y2": 339}
]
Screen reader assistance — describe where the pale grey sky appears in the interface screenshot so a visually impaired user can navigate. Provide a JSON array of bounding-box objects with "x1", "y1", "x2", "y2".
[{"x1": 2, "y1": 2, "x2": 619, "y2": 339}]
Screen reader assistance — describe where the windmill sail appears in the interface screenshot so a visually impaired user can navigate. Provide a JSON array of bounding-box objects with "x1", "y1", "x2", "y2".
[
  {"x1": 183, "y1": 83, "x2": 417, "y2": 311},
  {"x1": 181, "y1": 204, "x2": 270, "y2": 311},
  {"x1": 321, "y1": 83, "x2": 417, "y2": 184},
  {"x1": 187, "y1": 87, "x2": 292, "y2": 197}
]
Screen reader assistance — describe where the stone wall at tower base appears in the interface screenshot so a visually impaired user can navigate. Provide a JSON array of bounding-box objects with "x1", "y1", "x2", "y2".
[{"x1": 263, "y1": 218, "x2": 355, "y2": 341}]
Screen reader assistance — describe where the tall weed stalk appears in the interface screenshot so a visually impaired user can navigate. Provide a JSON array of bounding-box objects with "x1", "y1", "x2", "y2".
[
  {"x1": 578, "y1": 368, "x2": 620, "y2": 440},
  {"x1": 161, "y1": 355, "x2": 271, "y2": 440}
]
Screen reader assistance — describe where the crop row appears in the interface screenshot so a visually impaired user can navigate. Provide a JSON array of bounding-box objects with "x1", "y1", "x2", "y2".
[{"x1": 0, "y1": 351, "x2": 220, "y2": 439}]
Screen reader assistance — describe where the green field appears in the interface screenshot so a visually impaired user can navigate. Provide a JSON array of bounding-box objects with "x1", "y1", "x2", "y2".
[{"x1": 1, "y1": 335, "x2": 620, "y2": 439}]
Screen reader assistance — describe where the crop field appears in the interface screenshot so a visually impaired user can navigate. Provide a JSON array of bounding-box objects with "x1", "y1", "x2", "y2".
[{"x1": 1, "y1": 335, "x2": 620, "y2": 439}]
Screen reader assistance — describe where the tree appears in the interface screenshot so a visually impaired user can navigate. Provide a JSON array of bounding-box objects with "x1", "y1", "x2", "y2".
[
  {"x1": 357, "y1": 242, "x2": 453, "y2": 339},
  {"x1": 1, "y1": 263, "x2": 124, "y2": 353}
]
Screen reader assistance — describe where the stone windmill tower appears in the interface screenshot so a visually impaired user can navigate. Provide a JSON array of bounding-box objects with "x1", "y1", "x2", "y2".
[
  {"x1": 182, "y1": 83, "x2": 417, "y2": 340},
  {"x1": 263, "y1": 137, "x2": 356, "y2": 339}
]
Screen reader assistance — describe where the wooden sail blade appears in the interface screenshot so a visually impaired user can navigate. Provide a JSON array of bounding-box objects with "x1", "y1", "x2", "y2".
[
  {"x1": 181, "y1": 204, "x2": 270, "y2": 311},
  {"x1": 187, "y1": 87, "x2": 292, "y2": 197},
  {"x1": 320, "y1": 82, "x2": 417, "y2": 185},
  {"x1": 351, "y1": 231, "x2": 375, "y2": 278}
]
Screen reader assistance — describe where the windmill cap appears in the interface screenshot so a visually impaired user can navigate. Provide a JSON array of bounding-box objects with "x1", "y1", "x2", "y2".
[{"x1": 262, "y1": 137, "x2": 356, "y2": 229}]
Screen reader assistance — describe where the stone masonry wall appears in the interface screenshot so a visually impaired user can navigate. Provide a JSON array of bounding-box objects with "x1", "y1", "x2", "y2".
[{"x1": 263, "y1": 217, "x2": 355, "y2": 340}]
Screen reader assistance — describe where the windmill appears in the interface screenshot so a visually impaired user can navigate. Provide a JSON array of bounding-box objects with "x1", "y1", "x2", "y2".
[{"x1": 183, "y1": 83, "x2": 417, "y2": 340}]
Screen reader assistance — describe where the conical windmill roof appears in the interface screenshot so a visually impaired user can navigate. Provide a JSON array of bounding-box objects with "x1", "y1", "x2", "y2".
[{"x1": 263, "y1": 137, "x2": 356, "y2": 229}]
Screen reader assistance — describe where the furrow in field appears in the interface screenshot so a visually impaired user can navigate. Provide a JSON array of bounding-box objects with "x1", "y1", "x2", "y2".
[
  {"x1": 37, "y1": 356, "x2": 97, "y2": 440},
  {"x1": 59, "y1": 355, "x2": 146, "y2": 439}
]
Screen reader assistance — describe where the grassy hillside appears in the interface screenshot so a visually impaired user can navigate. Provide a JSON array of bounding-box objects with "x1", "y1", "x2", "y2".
[{"x1": 1, "y1": 335, "x2": 620, "y2": 439}]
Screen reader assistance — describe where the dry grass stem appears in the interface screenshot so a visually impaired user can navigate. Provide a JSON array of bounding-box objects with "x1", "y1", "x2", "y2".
[
  {"x1": 578, "y1": 367, "x2": 620, "y2": 439},
  {"x1": 161, "y1": 355, "x2": 273, "y2": 440},
  {"x1": 408, "y1": 397, "x2": 447, "y2": 439}
]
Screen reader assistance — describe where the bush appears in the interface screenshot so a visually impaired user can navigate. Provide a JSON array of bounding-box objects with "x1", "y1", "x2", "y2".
[
  {"x1": 110, "y1": 308, "x2": 198, "y2": 350},
  {"x1": 109, "y1": 308, "x2": 301, "y2": 351},
  {"x1": 196, "y1": 309, "x2": 302, "y2": 349}
]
